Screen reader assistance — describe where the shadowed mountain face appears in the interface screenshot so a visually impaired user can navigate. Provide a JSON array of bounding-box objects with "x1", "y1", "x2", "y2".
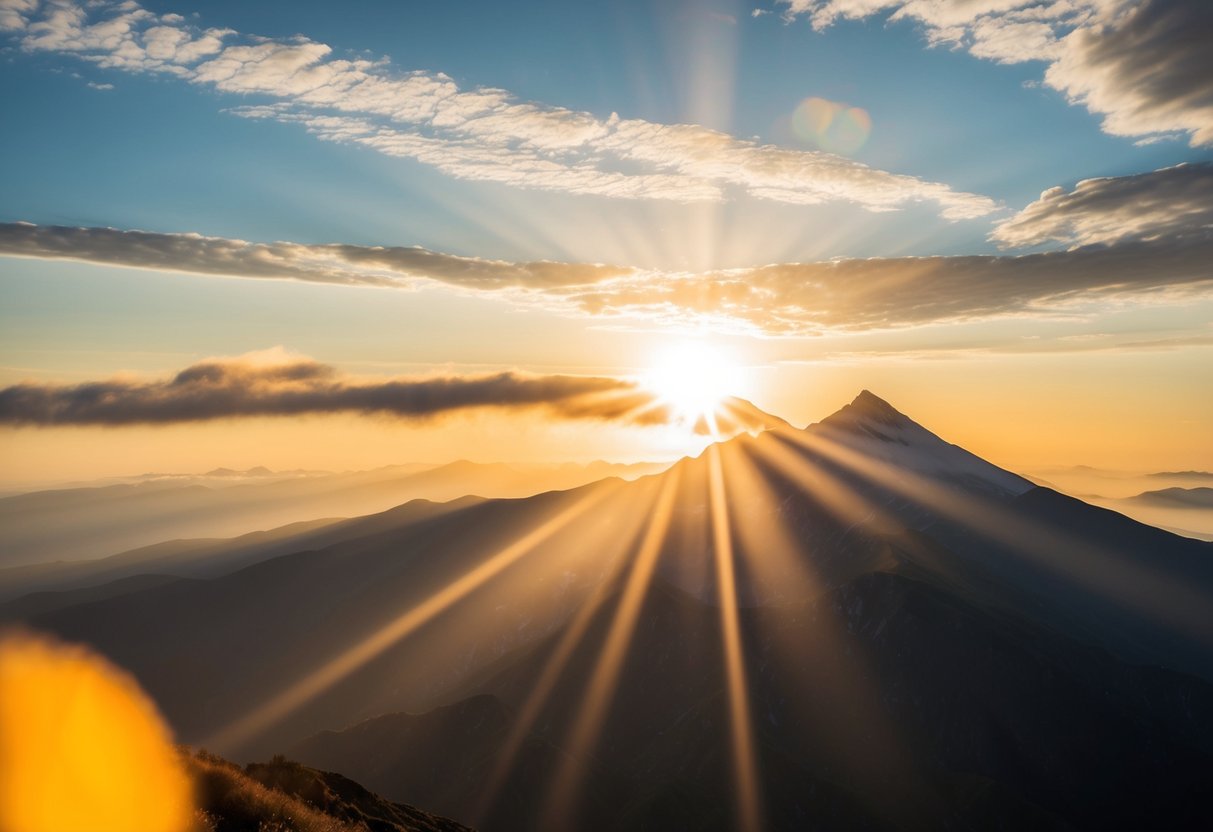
[{"x1": 9, "y1": 392, "x2": 1213, "y2": 830}]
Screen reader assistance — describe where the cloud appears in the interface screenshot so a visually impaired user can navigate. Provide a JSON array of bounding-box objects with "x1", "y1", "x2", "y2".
[
  {"x1": 0, "y1": 350, "x2": 790, "y2": 437},
  {"x1": 779, "y1": 0, "x2": 1089, "y2": 61},
  {"x1": 4, "y1": 220, "x2": 1212, "y2": 335},
  {"x1": 779, "y1": 0, "x2": 1213, "y2": 147},
  {"x1": 1046, "y1": 0, "x2": 1213, "y2": 146},
  {"x1": 0, "y1": 0, "x2": 38, "y2": 32},
  {"x1": 565, "y1": 234, "x2": 1213, "y2": 331},
  {"x1": 0, "y1": 351, "x2": 664, "y2": 427},
  {"x1": 0, "y1": 221, "x2": 627, "y2": 290},
  {"x1": 992, "y1": 163, "x2": 1213, "y2": 248},
  {"x1": 0, "y1": 0, "x2": 995, "y2": 218},
  {"x1": 784, "y1": 333, "x2": 1213, "y2": 363}
]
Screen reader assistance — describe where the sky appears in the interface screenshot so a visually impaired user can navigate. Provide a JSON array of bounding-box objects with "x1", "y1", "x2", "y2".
[{"x1": 1, "y1": 0, "x2": 1211, "y2": 485}]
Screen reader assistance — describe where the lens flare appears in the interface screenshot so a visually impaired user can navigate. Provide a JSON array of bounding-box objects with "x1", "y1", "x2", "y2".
[
  {"x1": 791, "y1": 96, "x2": 872, "y2": 155},
  {"x1": 0, "y1": 631, "x2": 194, "y2": 832}
]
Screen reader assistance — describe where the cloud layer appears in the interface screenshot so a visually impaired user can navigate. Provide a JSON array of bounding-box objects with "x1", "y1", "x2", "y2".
[
  {"x1": 0, "y1": 221, "x2": 624, "y2": 290},
  {"x1": 4, "y1": 217, "x2": 1212, "y2": 334},
  {"x1": 570, "y1": 235, "x2": 1213, "y2": 331},
  {"x1": 0, "y1": 352, "x2": 656, "y2": 427},
  {"x1": 779, "y1": 0, "x2": 1213, "y2": 147},
  {"x1": 992, "y1": 163, "x2": 1213, "y2": 248},
  {"x1": 0, "y1": 0, "x2": 995, "y2": 218}
]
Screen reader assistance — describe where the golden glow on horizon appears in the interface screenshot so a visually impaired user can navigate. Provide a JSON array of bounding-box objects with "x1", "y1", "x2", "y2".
[
  {"x1": 643, "y1": 341, "x2": 744, "y2": 431},
  {"x1": 0, "y1": 632, "x2": 193, "y2": 832}
]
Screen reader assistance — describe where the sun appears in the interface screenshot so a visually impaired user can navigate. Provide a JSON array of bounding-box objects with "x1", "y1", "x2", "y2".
[{"x1": 643, "y1": 342, "x2": 743, "y2": 427}]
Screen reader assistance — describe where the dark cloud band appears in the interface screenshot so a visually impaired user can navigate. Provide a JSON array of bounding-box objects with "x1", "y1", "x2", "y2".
[
  {"x1": 3, "y1": 216, "x2": 1212, "y2": 336},
  {"x1": 0, "y1": 355, "x2": 644, "y2": 426},
  {"x1": 0, "y1": 222, "x2": 622, "y2": 290}
]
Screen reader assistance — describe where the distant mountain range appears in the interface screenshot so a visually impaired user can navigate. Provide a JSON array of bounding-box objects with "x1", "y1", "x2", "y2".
[
  {"x1": 5, "y1": 391, "x2": 1212, "y2": 830},
  {"x1": 1023, "y1": 465, "x2": 1213, "y2": 541},
  {"x1": 0, "y1": 458, "x2": 670, "y2": 567},
  {"x1": 1128, "y1": 486, "x2": 1213, "y2": 508}
]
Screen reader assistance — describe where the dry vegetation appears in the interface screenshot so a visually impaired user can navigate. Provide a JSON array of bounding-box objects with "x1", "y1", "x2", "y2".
[
  {"x1": 184, "y1": 750, "x2": 472, "y2": 832},
  {"x1": 188, "y1": 751, "x2": 367, "y2": 832}
]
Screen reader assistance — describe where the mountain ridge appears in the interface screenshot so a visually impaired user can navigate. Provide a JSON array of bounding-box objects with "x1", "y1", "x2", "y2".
[{"x1": 6, "y1": 390, "x2": 1212, "y2": 830}]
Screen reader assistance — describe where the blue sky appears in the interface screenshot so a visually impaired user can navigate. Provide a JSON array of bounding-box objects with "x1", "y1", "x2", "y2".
[
  {"x1": 1, "y1": 0, "x2": 1206, "y2": 266},
  {"x1": 0, "y1": 0, "x2": 1211, "y2": 479}
]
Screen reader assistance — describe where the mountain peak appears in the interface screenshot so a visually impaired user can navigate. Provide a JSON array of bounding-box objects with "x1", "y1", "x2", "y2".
[
  {"x1": 811, "y1": 390, "x2": 1034, "y2": 498},
  {"x1": 849, "y1": 389, "x2": 904, "y2": 421}
]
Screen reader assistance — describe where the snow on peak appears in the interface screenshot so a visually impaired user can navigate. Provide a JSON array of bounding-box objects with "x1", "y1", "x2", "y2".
[
  {"x1": 810, "y1": 391, "x2": 1034, "y2": 498},
  {"x1": 849, "y1": 390, "x2": 904, "y2": 422}
]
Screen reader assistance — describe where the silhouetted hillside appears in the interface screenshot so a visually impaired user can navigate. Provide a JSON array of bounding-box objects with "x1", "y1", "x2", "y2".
[{"x1": 190, "y1": 751, "x2": 472, "y2": 832}]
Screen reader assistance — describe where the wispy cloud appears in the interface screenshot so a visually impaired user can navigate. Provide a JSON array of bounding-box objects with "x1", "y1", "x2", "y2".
[
  {"x1": 0, "y1": 222, "x2": 626, "y2": 290},
  {"x1": 564, "y1": 236, "x2": 1213, "y2": 332},
  {"x1": 779, "y1": 0, "x2": 1213, "y2": 147},
  {"x1": 4, "y1": 221, "x2": 1212, "y2": 335},
  {"x1": 0, "y1": 0, "x2": 996, "y2": 218},
  {"x1": 785, "y1": 333, "x2": 1213, "y2": 364},
  {"x1": 992, "y1": 163, "x2": 1213, "y2": 248},
  {"x1": 0, "y1": 349, "x2": 660, "y2": 427}
]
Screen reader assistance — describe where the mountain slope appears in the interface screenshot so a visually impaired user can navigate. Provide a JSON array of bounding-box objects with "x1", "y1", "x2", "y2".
[
  {"x1": 10, "y1": 391, "x2": 1213, "y2": 830},
  {"x1": 0, "y1": 496, "x2": 481, "y2": 605},
  {"x1": 291, "y1": 571, "x2": 1213, "y2": 831},
  {"x1": 0, "y1": 458, "x2": 668, "y2": 567}
]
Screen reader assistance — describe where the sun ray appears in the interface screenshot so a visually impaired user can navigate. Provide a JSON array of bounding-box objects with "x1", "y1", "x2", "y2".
[
  {"x1": 203, "y1": 484, "x2": 615, "y2": 754},
  {"x1": 468, "y1": 476, "x2": 664, "y2": 825},
  {"x1": 537, "y1": 465, "x2": 684, "y2": 829},
  {"x1": 707, "y1": 444, "x2": 764, "y2": 832},
  {"x1": 715, "y1": 439, "x2": 936, "y2": 824},
  {"x1": 714, "y1": 438, "x2": 824, "y2": 601},
  {"x1": 788, "y1": 429, "x2": 1213, "y2": 646},
  {"x1": 754, "y1": 430, "x2": 906, "y2": 535}
]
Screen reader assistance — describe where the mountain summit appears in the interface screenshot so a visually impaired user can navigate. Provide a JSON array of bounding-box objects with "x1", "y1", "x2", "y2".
[
  {"x1": 810, "y1": 390, "x2": 1033, "y2": 498},
  {"x1": 844, "y1": 389, "x2": 907, "y2": 422}
]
